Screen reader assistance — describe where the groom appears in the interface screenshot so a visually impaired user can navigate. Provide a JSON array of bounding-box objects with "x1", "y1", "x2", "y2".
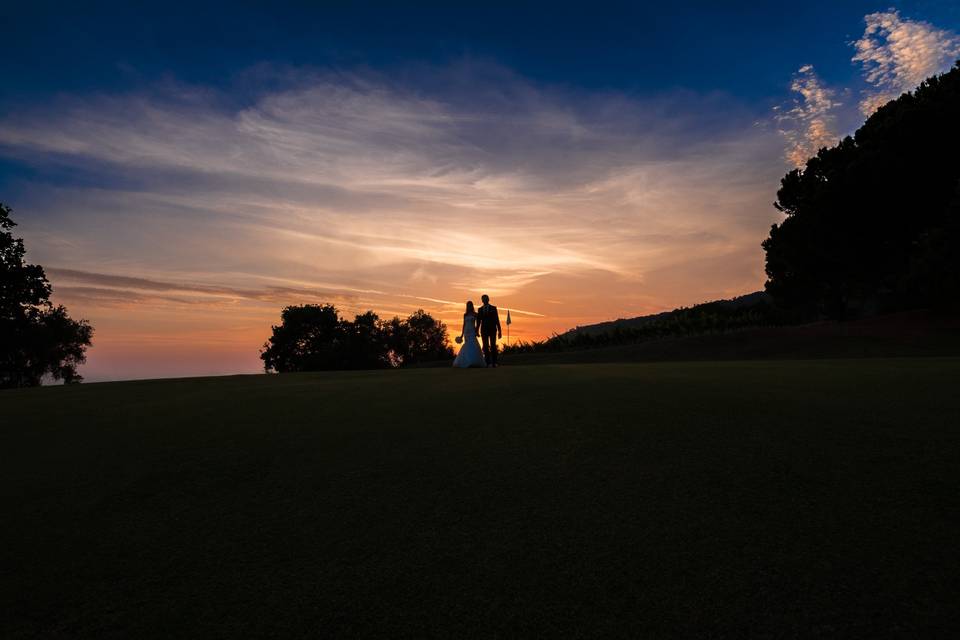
[{"x1": 476, "y1": 294, "x2": 502, "y2": 367}]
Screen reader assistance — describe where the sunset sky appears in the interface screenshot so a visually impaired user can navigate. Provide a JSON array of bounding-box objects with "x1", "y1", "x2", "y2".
[{"x1": 2, "y1": 1, "x2": 959, "y2": 381}]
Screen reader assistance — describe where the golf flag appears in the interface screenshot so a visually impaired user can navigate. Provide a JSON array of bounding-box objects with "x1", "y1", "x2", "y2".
[{"x1": 506, "y1": 309, "x2": 512, "y2": 325}]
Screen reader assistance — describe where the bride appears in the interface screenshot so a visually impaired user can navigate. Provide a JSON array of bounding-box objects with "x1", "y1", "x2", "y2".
[{"x1": 453, "y1": 301, "x2": 486, "y2": 368}]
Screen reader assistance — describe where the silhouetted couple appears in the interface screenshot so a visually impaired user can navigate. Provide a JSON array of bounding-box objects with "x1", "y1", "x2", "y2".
[{"x1": 453, "y1": 294, "x2": 502, "y2": 368}]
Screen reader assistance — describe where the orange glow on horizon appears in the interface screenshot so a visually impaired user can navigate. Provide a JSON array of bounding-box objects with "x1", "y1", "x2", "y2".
[
  {"x1": 51, "y1": 265, "x2": 764, "y2": 381},
  {"x1": 9, "y1": 65, "x2": 785, "y2": 382}
]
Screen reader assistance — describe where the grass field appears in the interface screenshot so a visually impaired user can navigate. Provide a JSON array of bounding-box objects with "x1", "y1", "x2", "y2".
[{"x1": 4, "y1": 359, "x2": 960, "y2": 637}]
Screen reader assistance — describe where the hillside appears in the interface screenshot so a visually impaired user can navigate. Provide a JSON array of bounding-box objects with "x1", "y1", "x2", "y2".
[
  {"x1": 503, "y1": 309, "x2": 960, "y2": 365},
  {"x1": 5, "y1": 358, "x2": 960, "y2": 636},
  {"x1": 563, "y1": 291, "x2": 771, "y2": 338}
]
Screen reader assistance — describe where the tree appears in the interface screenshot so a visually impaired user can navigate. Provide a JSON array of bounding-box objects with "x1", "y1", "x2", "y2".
[
  {"x1": 385, "y1": 309, "x2": 454, "y2": 366},
  {"x1": 260, "y1": 304, "x2": 349, "y2": 372},
  {"x1": 899, "y1": 188, "x2": 960, "y2": 308},
  {"x1": 1, "y1": 203, "x2": 93, "y2": 388},
  {"x1": 763, "y1": 62, "x2": 960, "y2": 317},
  {"x1": 260, "y1": 305, "x2": 452, "y2": 372},
  {"x1": 402, "y1": 309, "x2": 454, "y2": 364},
  {"x1": 347, "y1": 310, "x2": 391, "y2": 369}
]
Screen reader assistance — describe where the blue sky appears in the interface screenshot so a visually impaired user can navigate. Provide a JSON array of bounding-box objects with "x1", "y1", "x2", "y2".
[
  {"x1": 5, "y1": 2, "x2": 957, "y2": 99},
  {"x1": 1, "y1": 1, "x2": 959, "y2": 380}
]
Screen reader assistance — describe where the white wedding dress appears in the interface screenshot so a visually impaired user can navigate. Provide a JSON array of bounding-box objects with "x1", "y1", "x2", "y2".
[{"x1": 453, "y1": 313, "x2": 486, "y2": 368}]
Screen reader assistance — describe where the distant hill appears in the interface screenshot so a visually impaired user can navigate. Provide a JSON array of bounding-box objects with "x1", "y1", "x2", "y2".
[
  {"x1": 504, "y1": 291, "x2": 786, "y2": 356},
  {"x1": 564, "y1": 291, "x2": 771, "y2": 338},
  {"x1": 504, "y1": 309, "x2": 960, "y2": 366}
]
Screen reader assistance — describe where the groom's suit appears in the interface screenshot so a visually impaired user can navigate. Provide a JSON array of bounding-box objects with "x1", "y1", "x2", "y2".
[{"x1": 476, "y1": 303, "x2": 502, "y2": 366}]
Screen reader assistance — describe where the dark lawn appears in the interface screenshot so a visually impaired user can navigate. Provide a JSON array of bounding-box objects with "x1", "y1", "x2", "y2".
[{"x1": 3, "y1": 359, "x2": 960, "y2": 638}]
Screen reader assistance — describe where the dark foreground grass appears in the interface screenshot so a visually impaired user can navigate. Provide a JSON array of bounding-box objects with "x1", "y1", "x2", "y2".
[{"x1": 3, "y1": 359, "x2": 960, "y2": 638}]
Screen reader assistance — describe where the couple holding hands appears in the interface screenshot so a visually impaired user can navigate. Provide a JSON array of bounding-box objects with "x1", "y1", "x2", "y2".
[{"x1": 453, "y1": 294, "x2": 502, "y2": 368}]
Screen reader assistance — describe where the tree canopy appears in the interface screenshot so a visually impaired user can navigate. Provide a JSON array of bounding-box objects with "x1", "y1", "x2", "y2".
[
  {"x1": 1, "y1": 203, "x2": 93, "y2": 388},
  {"x1": 260, "y1": 304, "x2": 453, "y2": 372},
  {"x1": 763, "y1": 62, "x2": 960, "y2": 318}
]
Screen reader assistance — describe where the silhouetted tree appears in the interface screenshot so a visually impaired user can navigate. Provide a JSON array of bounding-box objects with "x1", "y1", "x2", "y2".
[
  {"x1": 260, "y1": 305, "x2": 452, "y2": 372},
  {"x1": 1, "y1": 203, "x2": 93, "y2": 388},
  {"x1": 348, "y1": 310, "x2": 391, "y2": 369},
  {"x1": 899, "y1": 188, "x2": 960, "y2": 307},
  {"x1": 387, "y1": 309, "x2": 454, "y2": 365},
  {"x1": 260, "y1": 304, "x2": 349, "y2": 372},
  {"x1": 763, "y1": 62, "x2": 960, "y2": 317}
]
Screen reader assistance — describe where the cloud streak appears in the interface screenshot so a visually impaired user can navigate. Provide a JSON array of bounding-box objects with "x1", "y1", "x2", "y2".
[{"x1": 1, "y1": 64, "x2": 784, "y2": 379}]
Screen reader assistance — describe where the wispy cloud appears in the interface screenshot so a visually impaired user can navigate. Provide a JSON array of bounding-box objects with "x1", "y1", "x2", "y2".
[
  {"x1": 46, "y1": 267, "x2": 461, "y2": 312},
  {"x1": 775, "y1": 10, "x2": 959, "y2": 167},
  {"x1": 852, "y1": 9, "x2": 960, "y2": 115},
  {"x1": 775, "y1": 64, "x2": 841, "y2": 167},
  {"x1": 1, "y1": 63, "x2": 784, "y2": 379}
]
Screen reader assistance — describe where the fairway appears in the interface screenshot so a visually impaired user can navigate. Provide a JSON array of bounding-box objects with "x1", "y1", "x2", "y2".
[{"x1": 4, "y1": 359, "x2": 960, "y2": 637}]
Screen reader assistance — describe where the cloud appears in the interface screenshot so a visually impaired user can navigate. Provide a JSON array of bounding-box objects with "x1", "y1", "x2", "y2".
[
  {"x1": 45, "y1": 267, "x2": 449, "y2": 310},
  {"x1": 774, "y1": 65, "x2": 841, "y2": 167},
  {"x1": 774, "y1": 10, "x2": 959, "y2": 166},
  {"x1": 852, "y1": 9, "x2": 960, "y2": 115},
  {"x1": 0, "y1": 63, "x2": 785, "y2": 379}
]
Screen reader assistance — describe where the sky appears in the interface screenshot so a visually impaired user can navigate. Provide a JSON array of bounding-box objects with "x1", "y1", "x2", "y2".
[{"x1": 2, "y1": 1, "x2": 959, "y2": 381}]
